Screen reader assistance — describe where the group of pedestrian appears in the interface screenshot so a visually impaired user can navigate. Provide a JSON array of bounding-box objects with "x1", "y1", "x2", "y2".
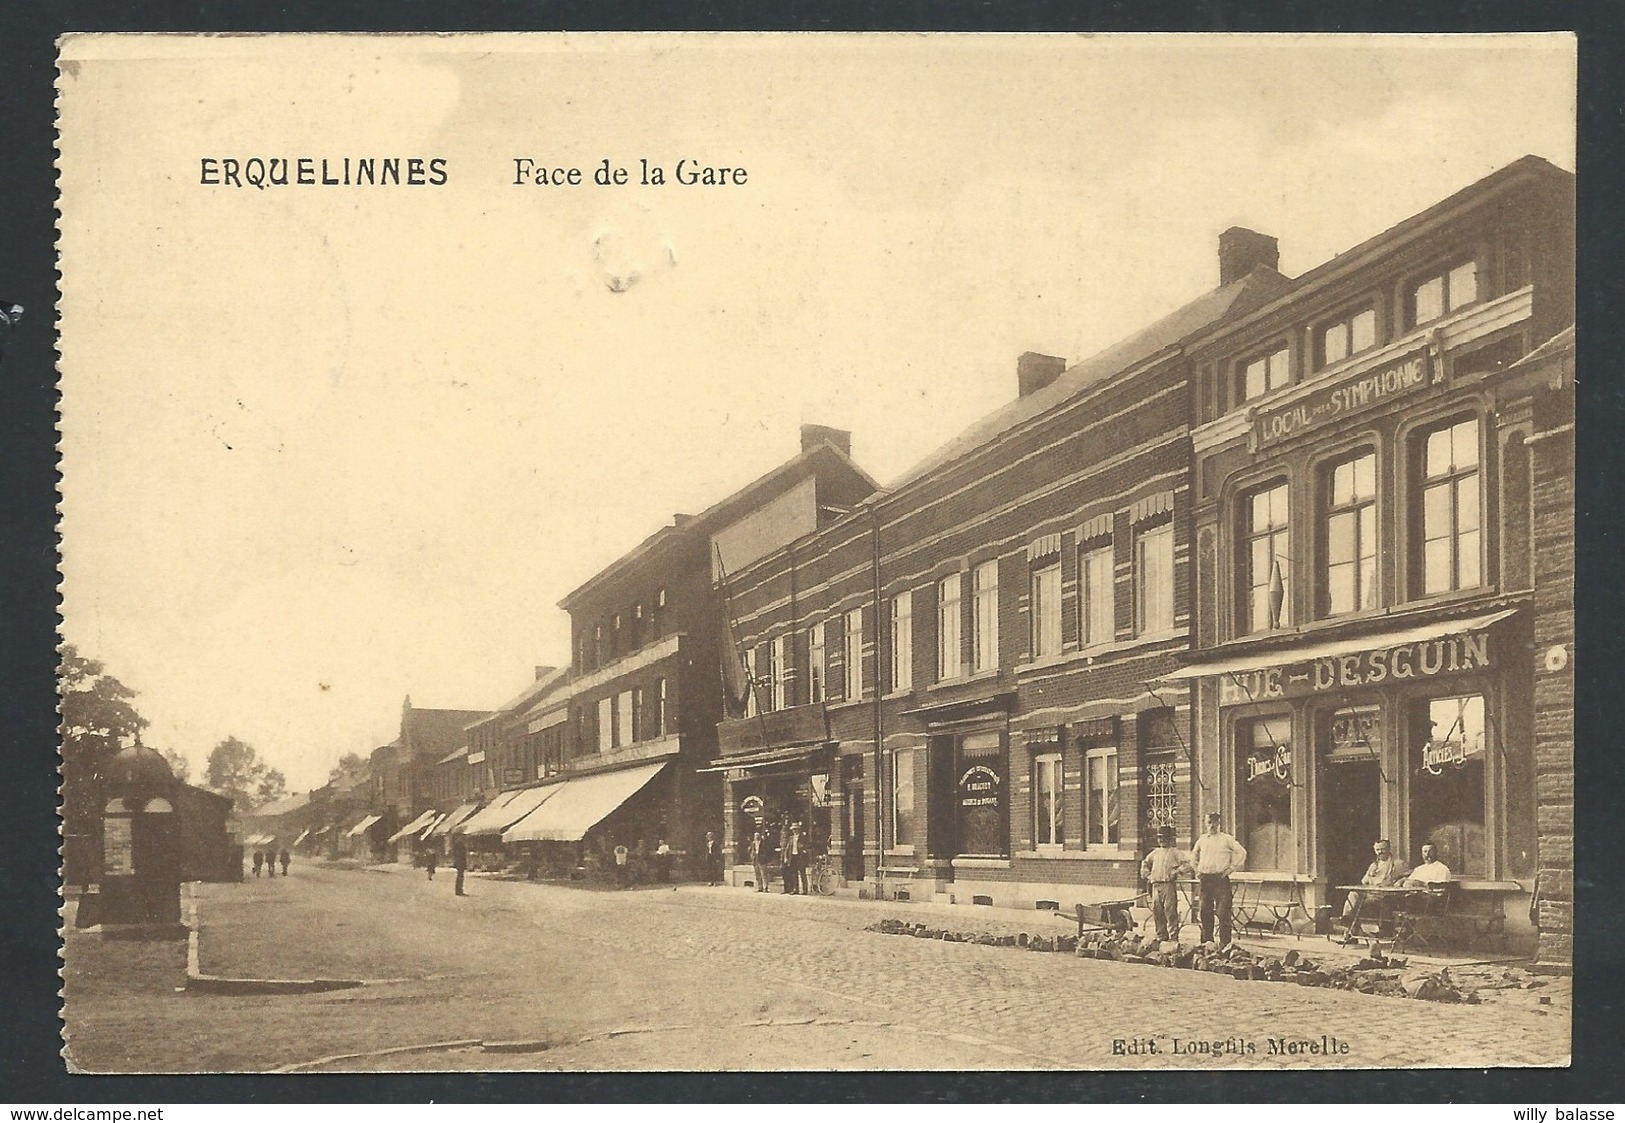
[
  {"x1": 745, "y1": 819, "x2": 812, "y2": 894},
  {"x1": 1140, "y1": 812, "x2": 1248, "y2": 946},
  {"x1": 250, "y1": 847, "x2": 291, "y2": 879}
]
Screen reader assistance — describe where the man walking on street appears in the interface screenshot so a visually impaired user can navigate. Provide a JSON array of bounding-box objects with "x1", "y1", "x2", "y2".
[
  {"x1": 451, "y1": 833, "x2": 468, "y2": 896},
  {"x1": 278, "y1": 848, "x2": 290, "y2": 877},
  {"x1": 1141, "y1": 826, "x2": 1191, "y2": 941},
  {"x1": 1190, "y1": 812, "x2": 1246, "y2": 946}
]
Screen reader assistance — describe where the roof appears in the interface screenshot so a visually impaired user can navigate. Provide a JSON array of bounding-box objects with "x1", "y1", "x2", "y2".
[
  {"x1": 558, "y1": 438, "x2": 879, "y2": 611},
  {"x1": 1509, "y1": 325, "x2": 1574, "y2": 370},
  {"x1": 471, "y1": 667, "x2": 571, "y2": 730},
  {"x1": 890, "y1": 267, "x2": 1291, "y2": 490},
  {"x1": 403, "y1": 706, "x2": 490, "y2": 760},
  {"x1": 1186, "y1": 155, "x2": 1573, "y2": 354},
  {"x1": 252, "y1": 791, "x2": 311, "y2": 818},
  {"x1": 437, "y1": 744, "x2": 471, "y2": 766}
]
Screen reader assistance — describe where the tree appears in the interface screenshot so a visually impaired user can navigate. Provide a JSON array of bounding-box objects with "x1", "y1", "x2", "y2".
[
  {"x1": 205, "y1": 736, "x2": 287, "y2": 812},
  {"x1": 328, "y1": 751, "x2": 368, "y2": 785},
  {"x1": 157, "y1": 746, "x2": 191, "y2": 786},
  {"x1": 59, "y1": 645, "x2": 148, "y2": 884}
]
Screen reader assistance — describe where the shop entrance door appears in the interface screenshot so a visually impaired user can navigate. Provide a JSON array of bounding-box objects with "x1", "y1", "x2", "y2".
[
  {"x1": 1321, "y1": 760, "x2": 1380, "y2": 898},
  {"x1": 842, "y1": 778, "x2": 865, "y2": 881}
]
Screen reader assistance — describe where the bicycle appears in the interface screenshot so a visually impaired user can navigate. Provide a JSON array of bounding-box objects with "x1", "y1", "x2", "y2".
[{"x1": 810, "y1": 853, "x2": 840, "y2": 896}]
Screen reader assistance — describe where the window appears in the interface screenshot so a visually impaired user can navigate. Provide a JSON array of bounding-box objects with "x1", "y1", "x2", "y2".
[
  {"x1": 597, "y1": 697, "x2": 613, "y2": 753},
  {"x1": 1323, "y1": 452, "x2": 1378, "y2": 616},
  {"x1": 891, "y1": 750, "x2": 916, "y2": 847},
  {"x1": 1410, "y1": 694, "x2": 1487, "y2": 876},
  {"x1": 1134, "y1": 520, "x2": 1175, "y2": 635},
  {"x1": 1319, "y1": 308, "x2": 1377, "y2": 368},
  {"x1": 770, "y1": 634, "x2": 787, "y2": 711},
  {"x1": 615, "y1": 691, "x2": 633, "y2": 748},
  {"x1": 1238, "y1": 717, "x2": 1294, "y2": 870},
  {"x1": 1079, "y1": 540, "x2": 1114, "y2": 647},
  {"x1": 653, "y1": 587, "x2": 667, "y2": 635},
  {"x1": 808, "y1": 621, "x2": 826, "y2": 704},
  {"x1": 1241, "y1": 346, "x2": 1290, "y2": 402},
  {"x1": 937, "y1": 573, "x2": 962, "y2": 681},
  {"x1": 631, "y1": 602, "x2": 644, "y2": 649},
  {"x1": 654, "y1": 677, "x2": 668, "y2": 737},
  {"x1": 889, "y1": 592, "x2": 913, "y2": 692},
  {"x1": 743, "y1": 648, "x2": 759, "y2": 718},
  {"x1": 1417, "y1": 417, "x2": 1481, "y2": 595},
  {"x1": 972, "y1": 560, "x2": 999, "y2": 673},
  {"x1": 1085, "y1": 746, "x2": 1119, "y2": 847},
  {"x1": 1411, "y1": 261, "x2": 1479, "y2": 326},
  {"x1": 844, "y1": 607, "x2": 864, "y2": 701},
  {"x1": 1034, "y1": 751, "x2": 1064, "y2": 849},
  {"x1": 1030, "y1": 560, "x2": 1062, "y2": 659},
  {"x1": 631, "y1": 686, "x2": 644, "y2": 742},
  {"x1": 1242, "y1": 481, "x2": 1291, "y2": 633}
]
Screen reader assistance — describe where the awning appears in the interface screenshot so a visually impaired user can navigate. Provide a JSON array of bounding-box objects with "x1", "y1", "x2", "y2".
[
  {"x1": 347, "y1": 813, "x2": 382, "y2": 838},
  {"x1": 1155, "y1": 608, "x2": 1519, "y2": 682},
  {"x1": 386, "y1": 810, "x2": 439, "y2": 844},
  {"x1": 457, "y1": 784, "x2": 565, "y2": 837},
  {"x1": 417, "y1": 813, "x2": 447, "y2": 839},
  {"x1": 426, "y1": 802, "x2": 480, "y2": 838},
  {"x1": 502, "y1": 762, "x2": 667, "y2": 843},
  {"x1": 694, "y1": 742, "x2": 830, "y2": 774},
  {"x1": 292, "y1": 829, "x2": 310, "y2": 847}
]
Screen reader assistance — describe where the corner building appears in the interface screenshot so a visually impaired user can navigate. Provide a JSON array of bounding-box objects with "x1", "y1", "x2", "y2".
[{"x1": 1167, "y1": 156, "x2": 1573, "y2": 952}]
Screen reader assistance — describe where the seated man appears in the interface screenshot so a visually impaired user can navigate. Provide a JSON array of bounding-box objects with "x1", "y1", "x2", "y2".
[
  {"x1": 1340, "y1": 837, "x2": 1402, "y2": 923},
  {"x1": 1403, "y1": 843, "x2": 1452, "y2": 888}
]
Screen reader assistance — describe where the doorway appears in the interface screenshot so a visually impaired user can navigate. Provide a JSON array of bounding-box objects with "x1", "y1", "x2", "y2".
[{"x1": 1321, "y1": 759, "x2": 1380, "y2": 902}]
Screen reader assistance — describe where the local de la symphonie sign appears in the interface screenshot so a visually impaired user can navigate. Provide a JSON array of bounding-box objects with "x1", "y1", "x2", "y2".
[
  {"x1": 1251, "y1": 349, "x2": 1430, "y2": 450},
  {"x1": 1217, "y1": 629, "x2": 1491, "y2": 708}
]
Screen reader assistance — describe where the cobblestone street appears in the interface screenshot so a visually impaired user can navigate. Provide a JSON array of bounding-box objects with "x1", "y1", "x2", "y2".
[{"x1": 62, "y1": 862, "x2": 1570, "y2": 1072}]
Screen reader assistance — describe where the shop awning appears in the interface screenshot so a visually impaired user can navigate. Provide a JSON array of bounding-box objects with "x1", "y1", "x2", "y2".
[
  {"x1": 417, "y1": 813, "x2": 446, "y2": 839},
  {"x1": 386, "y1": 810, "x2": 439, "y2": 844},
  {"x1": 502, "y1": 762, "x2": 667, "y2": 843},
  {"x1": 426, "y1": 802, "x2": 480, "y2": 838},
  {"x1": 694, "y1": 743, "x2": 830, "y2": 774},
  {"x1": 292, "y1": 829, "x2": 310, "y2": 847},
  {"x1": 347, "y1": 813, "x2": 382, "y2": 837},
  {"x1": 457, "y1": 783, "x2": 566, "y2": 836},
  {"x1": 1155, "y1": 608, "x2": 1519, "y2": 682}
]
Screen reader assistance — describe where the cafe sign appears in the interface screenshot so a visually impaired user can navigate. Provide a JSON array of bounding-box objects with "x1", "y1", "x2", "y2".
[
  {"x1": 739, "y1": 794, "x2": 763, "y2": 815},
  {"x1": 1251, "y1": 349, "x2": 1430, "y2": 451},
  {"x1": 1218, "y1": 630, "x2": 1491, "y2": 707},
  {"x1": 1246, "y1": 744, "x2": 1292, "y2": 785}
]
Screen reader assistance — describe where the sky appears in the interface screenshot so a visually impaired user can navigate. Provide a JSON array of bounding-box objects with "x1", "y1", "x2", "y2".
[{"x1": 55, "y1": 33, "x2": 1575, "y2": 792}]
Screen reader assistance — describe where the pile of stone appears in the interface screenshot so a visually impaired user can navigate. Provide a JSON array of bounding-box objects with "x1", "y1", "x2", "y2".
[{"x1": 864, "y1": 919, "x2": 1479, "y2": 1004}]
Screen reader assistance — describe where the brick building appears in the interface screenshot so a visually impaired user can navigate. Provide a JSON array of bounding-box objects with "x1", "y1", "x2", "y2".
[
  {"x1": 716, "y1": 235, "x2": 1290, "y2": 907},
  {"x1": 1163, "y1": 156, "x2": 1574, "y2": 954}
]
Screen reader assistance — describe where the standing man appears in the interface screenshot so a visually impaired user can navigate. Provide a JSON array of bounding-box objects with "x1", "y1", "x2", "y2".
[
  {"x1": 1190, "y1": 812, "x2": 1247, "y2": 946},
  {"x1": 278, "y1": 847, "x2": 291, "y2": 877},
  {"x1": 704, "y1": 831, "x2": 721, "y2": 886},
  {"x1": 748, "y1": 828, "x2": 768, "y2": 892},
  {"x1": 451, "y1": 832, "x2": 468, "y2": 896},
  {"x1": 1140, "y1": 826, "x2": 1191, "y2": 942},
  {"x1": 425, "y1": 846, "x2": 438, "y2": 881}
]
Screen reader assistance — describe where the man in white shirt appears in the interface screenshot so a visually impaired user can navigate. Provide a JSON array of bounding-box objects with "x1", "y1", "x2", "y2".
[
  {"x1": 1404, "y1": 843, "x2": 1452, "y2": 887},
  {"x1": 1190, "y1": 812, "x2": 1247, "y2": 946}
]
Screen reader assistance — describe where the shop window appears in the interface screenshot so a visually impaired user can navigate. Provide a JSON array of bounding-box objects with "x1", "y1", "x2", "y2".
[
  {"x1": 1240, "y1": 480, "x2": 1291, "y2": 634},
  {"x1": 1033, "y1": 751, "x2": 1064, "y2": 849},
  {"x1": 844, "y1": 607, "x2": 864, "y2": 701},
  {"x1": 890, "y1": 592, "x2": 913, "y2": 692},
  {"x1": 1238, "y1": 717, "x2": 1294, "y2": 871},
  {"x1": 892, "y1": 749, "x2": 916, "y2": 847},
  {"x1": 1322, "y1": 451, "x2": 1378, "y2": 616},
  {"x1": 597, "y1": 696, "x2": 613, "y2": 753},
  {"x1": 1414, "y1": 416, "x2": 1482, "y2": 595},
  {"x1": 1085, "y1": 746, "x2": 1119, "y2": 848},
  {"x1": 1079, "y1": 538, "x2": 1114, "y2": 647},
  {"x1": 937, "y1": 573, "x2": 962, "y2": 681},
  {"x1": 1319, "y1": 307, "x2": 1377, "y2": 368},
  {"x1": 1410, "y1": 261, "x2": 1479, "y2": 327},
  {"x1": 972, "y1": 560, "x2": 999, "y2": 673},
  {"x1": 1240, "y1": 345, "x2": 1291, "y2": 403},
  {"x1": 1410, "y1": 694, "x2": 1487, "y2": 877},
  {"x1": 808, "y1": 621, "x2": 826, "y2": 704},
  {"x1": 1134, "y1": 519, "x2": 1174, "y2": 636},
  {"x1": 957, "y1": 732, "x2": 1007, "y2": 857},
  {"x1": 1030, "y1": 559, "x2": 1062, "y2": 659}
]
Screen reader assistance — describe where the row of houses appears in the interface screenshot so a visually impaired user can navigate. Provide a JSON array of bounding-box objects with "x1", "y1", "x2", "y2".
[{"x1": 284, "y1": 156, "x2": 1575, "y2": 965}]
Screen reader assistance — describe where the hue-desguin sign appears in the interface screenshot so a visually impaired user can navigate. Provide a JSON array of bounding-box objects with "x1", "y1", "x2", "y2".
[
  {"x1": 1218, "y1": 629, "x2": 1491, "y2": 707},
  {"x1": 1251, "y1": 349, "x2": 1430, "y2": 450}
]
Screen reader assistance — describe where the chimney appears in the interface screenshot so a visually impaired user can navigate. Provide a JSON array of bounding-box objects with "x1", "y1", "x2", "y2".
[
  {"x1": 1017, "y1": 352, "x2": 1067, "y2": 398},
  {"x1": 1219, "y1": 227, "x2": 1279, "y2": 286},
  {"x1": 800, "y1": 423, "x2": 852, "y2": 457}
]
